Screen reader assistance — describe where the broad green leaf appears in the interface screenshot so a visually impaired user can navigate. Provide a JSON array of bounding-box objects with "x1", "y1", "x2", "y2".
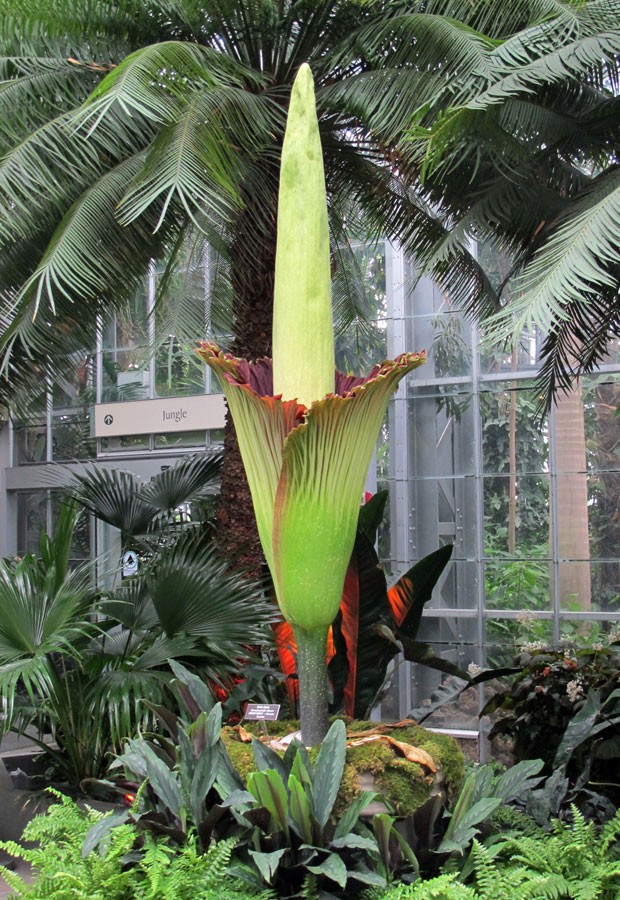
[
  {"x1": 189, "y1": 746, "x2": 217, "y2": 826},
  {"x1": 311, "y1": 719, "x2": 346, "y2": 828},
  {"x1": 307, "y1": 852, "x2": 348, "y2": 888},
  {"x1": 252, "y1": 736, "x2": 291, "y2": 782},
  {"x1": 82, "y1": 810, "x2": 129, "y2": 857},
  {"x1": 247, "y1": 769, "x2": 290, "y2": 836},
  {"x1": 288, "y1": 774, "x2": 314, "y2": 844},
  {"x1": 142, "y1": 741, "x2": 183, "y2": 820},
  {"x1": 440, "y1": 798, "x2": 503, "y2": 852},
  {"x1": 553, "y1": 688, "x2": 601, "y2": 770},
  {"x1": 248, "y1": 848, "x2": 286, "y2": 885},
  {"x1": 169, "y1": 659, "x2": 214, "y2": 714},
  {"x1": 333, "y1": 790, "x2": 378, "y2": 839},
  {"x1": 494, "y1": 759, "x2": 544, "y2": 802}
]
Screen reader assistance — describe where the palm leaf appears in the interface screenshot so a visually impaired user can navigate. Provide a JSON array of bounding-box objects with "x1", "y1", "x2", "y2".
[
  {"x1": 138, "y1": 451, "x2": 222, "y2": 512},
  {"x1": 65, "y1": 464, "x2": 158, "y2": 536},
  {"x1": 490, "y1": 168, "x2": 620, "y2": 338},
  {"x1": 146, "y1": 531, "x2": 276, "y2": 647}
]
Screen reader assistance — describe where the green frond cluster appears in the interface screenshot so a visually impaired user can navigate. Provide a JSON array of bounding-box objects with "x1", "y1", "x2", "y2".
[{"x1": 0, "y1": 791, "x2": 271, "y2": 900}]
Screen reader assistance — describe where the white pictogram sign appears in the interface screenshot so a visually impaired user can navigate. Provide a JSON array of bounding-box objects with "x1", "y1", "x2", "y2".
[{"x1": 122, "y1": 550, "x2": 139, "y2": 577}]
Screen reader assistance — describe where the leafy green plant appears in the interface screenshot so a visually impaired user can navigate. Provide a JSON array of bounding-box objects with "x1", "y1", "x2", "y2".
[
  {"x1": 372, "y1": 805, "x2": 620, "y2": 898},
  {"x1": 96, "y1": 682, "x2": 411, "y2": 898},
  {"x1": 91, "y1": 660, "x2": 245, "y2": 850},
  {"x1": 0, "y1": 790, "x2": 271, "y2": 900},
  {"x1": 483, "y1": 637, "x2": 620, "y2": 813},
  {"x1": 229, "y1": 720, "x2": 408, "y2": 897},
  {"x1": 0, "y1": 503, "x2": 276, "y2": 787}
]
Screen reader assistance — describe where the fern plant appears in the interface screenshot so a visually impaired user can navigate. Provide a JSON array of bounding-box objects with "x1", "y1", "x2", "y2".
[
  {"x1": 0, "y1": 790, "x2": 272, "y2": 900},
  {"x1": 370, "y1": 805, "x2": 620, "y2": 899}
]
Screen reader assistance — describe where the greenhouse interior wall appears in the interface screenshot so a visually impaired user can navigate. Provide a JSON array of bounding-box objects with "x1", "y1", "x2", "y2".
[{"x1": 1, "y1": 240, "x2": 619, "y2": 756}]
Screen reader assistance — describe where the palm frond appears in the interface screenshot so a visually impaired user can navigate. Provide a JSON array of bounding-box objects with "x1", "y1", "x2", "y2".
[
  {"x1": 116, "y1": 94, "x2": 241, "y2": 231},
  {"x1": 63, "y1": 464, "x2": 158, "y2": 536},
  {"x1": 485, "y1": 167, "x2": 620, "y2": 342},
  {"x1": 98, "y1": 579, "x2": 159, "y2": 632},
  {"x1": 138, "y1": 450, "x2": 222, "y2": 511},
  {"x1": 145, "y1": 531, "x2": 276, "y2": 647},
  {"x1": 75, "y1": 41, "x2": 238, "y2": 133}
]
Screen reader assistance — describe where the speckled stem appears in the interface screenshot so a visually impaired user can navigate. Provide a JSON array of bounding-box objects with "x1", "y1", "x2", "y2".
[{"x1": 293, "y1": 624, "x2": 330, "y2": 746}]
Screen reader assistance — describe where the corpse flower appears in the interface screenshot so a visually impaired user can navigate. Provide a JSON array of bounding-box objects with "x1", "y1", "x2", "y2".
[{"x1": 197, "y1": 64, "x2": 424, "y2": 745}]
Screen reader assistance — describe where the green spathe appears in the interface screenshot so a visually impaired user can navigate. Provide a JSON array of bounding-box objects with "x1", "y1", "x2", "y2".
[{"x1": 272, "y1": 62, "x2": 334, "y2": 407}]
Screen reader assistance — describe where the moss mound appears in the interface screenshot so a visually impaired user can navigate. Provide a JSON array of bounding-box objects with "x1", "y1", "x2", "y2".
[{"x1": 222, "y1": 719, "x2": 465, "y2": 818}]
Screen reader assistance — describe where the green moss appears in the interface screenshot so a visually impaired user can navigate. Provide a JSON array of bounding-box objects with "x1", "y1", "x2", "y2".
[{"x1": 221, "y1": 720, "x2": 465, "y2": 819}]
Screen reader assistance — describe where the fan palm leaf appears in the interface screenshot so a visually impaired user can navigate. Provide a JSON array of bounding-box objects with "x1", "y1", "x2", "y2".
[
  {"x1": 137, "y1": 450, "x2": 221, "y2": 510},
  {"x1": 144, "y1": 530, "x2": 276, "y2": 647}
]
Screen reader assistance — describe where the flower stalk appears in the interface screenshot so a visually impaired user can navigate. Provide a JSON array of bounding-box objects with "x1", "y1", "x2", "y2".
[{"x1": 198, "y1": 64, "x2": 425, "y2": 745}]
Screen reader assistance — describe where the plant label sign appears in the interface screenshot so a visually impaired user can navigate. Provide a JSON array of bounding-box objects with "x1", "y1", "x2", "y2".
[
  {"x1": 122, "y1": 550, "x2": 139, "y2": 578},
  {"x1": 245, "y1": 703, "x2": 281, "y2": 721}
]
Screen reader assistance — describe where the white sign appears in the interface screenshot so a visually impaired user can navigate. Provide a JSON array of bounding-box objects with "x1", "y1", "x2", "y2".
[
  {"x1": 122, "y1": 550, "x2": 139, "y2": 577},
  {"x1": 93, "y1": 394, "x2": 226, "y2": 438}
]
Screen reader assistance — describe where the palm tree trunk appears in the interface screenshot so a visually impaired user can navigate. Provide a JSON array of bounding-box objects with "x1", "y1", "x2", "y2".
[{"x1": 216, "y1": 174, "x2": 279, "y2": 575}]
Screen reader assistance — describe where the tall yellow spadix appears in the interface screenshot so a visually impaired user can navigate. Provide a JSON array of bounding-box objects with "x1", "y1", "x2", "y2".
[{"x1": 272, "y1": 63, "x2": 334, "y2": 406}]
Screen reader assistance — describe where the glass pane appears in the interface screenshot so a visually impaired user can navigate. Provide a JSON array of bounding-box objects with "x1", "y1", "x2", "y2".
[
  {"x1": 154, "y1": 430, "x2": 207, "y2": 450},
  {"x1": 14, "y1": 425, "x2": 47, "y2": 465},
  {"x1": 480, "y1": 382, "x2": 549, "y2": 475},
  {"x1": 583, "y1": 375, "x2": 620, "y2": 472},
  {"x1": 408, "y1": 390, "x2": 476, "y2": 477},
  {"x1": 558, "y1": 618, "x2": 620, "y2": 644},
  {"x1": 52, "y1": 415, "x2": 95, "y2": 461},
  {"x1": 409, "y1": 477, "x2": 478, "y2": 561},
  {"x1": 485, "y1": 558, "x2": 550, "y2": 612},
  {"x1": 154, "y1": 338, "x2": 206, "y2": 398},
  {"x1": 99, "y1": 433, "x2": 151, "y2": 452},
  {"x1": 408, "y1": 313, "x2": 473, "y2": 379},
  {"x1": 52, "y1": 352, "x2": 95, "y2": 411},
  {"x1": 557, "y1": 561, "x2": 592, "y2": 612},
  {"x1": 101, "y1": 349, "x2": 151, "y2": 402},
  {"x1": 102, "y1": 287, "x2": 149, "y2": 351},
  {"x1": 479, "y1": 326, "x2": 542, "y2": 373},
  {"x1": 483, "y1": 474, "x2": 549, "y2": 557},
  {"x1": 16, "y1": 492, "x2": 48, "y2": 555}
]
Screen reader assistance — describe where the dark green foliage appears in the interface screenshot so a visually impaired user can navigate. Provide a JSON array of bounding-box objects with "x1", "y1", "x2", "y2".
[
  {"x1": 483, "y1": 639, "x2": 620, "y2": 815},
  {"x1": 371, "y1": 805, "x2": 620, "y2": 898},
  {"x1": 98, "y1": 691, "x2": 411, "y2": 897},
  {"x1": 228, "y1": 720, "x2": 410, "y2": 898},
  {"x1": 95, "y1": 660, "x2": 246, "y2": 851}
]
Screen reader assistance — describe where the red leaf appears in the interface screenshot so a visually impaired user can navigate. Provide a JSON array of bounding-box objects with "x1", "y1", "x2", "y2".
[
  {"x1": 340, "y1": 556, "x2": 361, "y2": 717},
  {"x1": 387, "y1": 574, "x2": 413, "y2": 628},
  {"x1": 273, "y1": 620, "x2": 299, "y2": 707}
]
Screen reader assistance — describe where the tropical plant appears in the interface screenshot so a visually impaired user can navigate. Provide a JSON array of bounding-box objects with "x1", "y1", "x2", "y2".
[
  {"x1": 92, "y1": 660, "x2": 247, "y2": 851},
  {"x1": 483, "y1": 637, "x2": 620, "y2": 814},
  {"x1": 227, "y1": 720, "x2": 413, "y2": 897},
  {"x1": 375, "y1": 805, "x2": 620, "y2": 898},
  {"x1": 273, "y1": 491, "x2": 456, "y2": 720},
  {"x1": 0, "y1": 790, "x2": 271, "y2": 900},
  {"x1": 403, "y1": 0, "x2": 620, "y2": 407},
  {"x1": 93, "y1": 673, "x2": 409, "y2": 898},
  {"x1": 198, "y1": 64, "x2": 425, "y2": 745},
  {"x1": 62, "y1": 449, "x2": 222, "y2": 558},
  {"x1": 0, "y1": 504, "x2": 276, "y2": 786}
]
